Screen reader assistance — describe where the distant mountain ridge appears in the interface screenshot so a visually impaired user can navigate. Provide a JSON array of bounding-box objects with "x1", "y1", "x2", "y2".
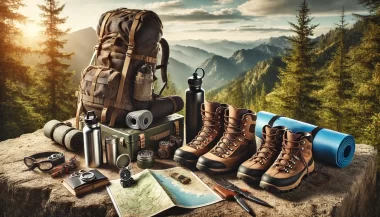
[
  {"x1": 170, "y1": 45, "x2": 215, "y2": 68},
  {"x1": 172, "y1": 39, "x2": 270, "y2": 57},
  {"x1": 199, "y1": 44, "x2": 285, "y2": 90}
]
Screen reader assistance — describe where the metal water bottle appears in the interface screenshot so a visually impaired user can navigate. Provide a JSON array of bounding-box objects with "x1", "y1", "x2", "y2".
[
  {"x1": 185, "y1": 68, "x2": 205, "y2": 144},
  {"x1": 83, "y1": 111, "x2": 103, "y2": 168}
]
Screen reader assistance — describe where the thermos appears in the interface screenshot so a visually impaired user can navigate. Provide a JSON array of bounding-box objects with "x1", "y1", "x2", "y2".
[
  {"x1": 185, "y1": 68, "x2": 205, "y2": 144},
  {"x1": 83, "y1": 111, "x2": 103, "y2": 168},
  {"x1": 105, "y1": 136, "x2": 118, "y2": 167}
]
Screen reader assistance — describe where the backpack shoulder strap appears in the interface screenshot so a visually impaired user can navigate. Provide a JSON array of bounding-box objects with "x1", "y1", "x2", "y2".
[
  {"x1": 157, "y1": 38, "x2": 169, "y2": 97},
  {"x1": 109, "y1": 10, "x2": 147, "y2": 126}
]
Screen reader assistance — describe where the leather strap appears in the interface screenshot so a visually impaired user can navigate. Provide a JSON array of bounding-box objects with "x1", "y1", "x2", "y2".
[
  {"x1": 268, "y1": 115, "x2": 283, "y2": 127},
  {"x1": 131, "y1": 54, "x2": 157, "y2": 63},
  {"x1": 75, "y1": 93, "x2": 83, "y2": 129},
  {"x1": 157, "y1": 38, "x2": 169, "y2": 97},
  {"x1": 101, "y1": 98, "x2": 111, "y2": 124},
  {"x1": 99, "y1": 12, "x2": 113, "y2": 38},
  {"x1": 90, "y1": 68, "x2": 103, "y2": 103},
  {"x1": 311, "y1": 127, "x2": 324, "y2": 141},
  {"x1": 110, "y1": 10, "x2": 147, "y2": 127}
]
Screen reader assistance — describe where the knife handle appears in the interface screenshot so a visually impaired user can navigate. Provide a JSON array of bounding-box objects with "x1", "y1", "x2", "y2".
[{"x1": 213, "y1": 185, "x2": 249, "y2": 200}]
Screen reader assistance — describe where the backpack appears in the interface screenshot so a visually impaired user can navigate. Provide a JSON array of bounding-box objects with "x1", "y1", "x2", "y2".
[{"x1": 76, "y1": 8, "x2": 180, "y2": 128}]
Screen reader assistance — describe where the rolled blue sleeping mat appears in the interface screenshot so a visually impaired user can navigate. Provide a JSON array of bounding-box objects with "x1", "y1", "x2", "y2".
[{"x1": 255, "y1": 111, "x2": 355, "y2": 168}]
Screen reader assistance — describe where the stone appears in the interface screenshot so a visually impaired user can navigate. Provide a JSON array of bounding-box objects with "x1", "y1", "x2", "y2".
[{"x1": 0, "y1": 119, "x2": 378, "y2": 217}]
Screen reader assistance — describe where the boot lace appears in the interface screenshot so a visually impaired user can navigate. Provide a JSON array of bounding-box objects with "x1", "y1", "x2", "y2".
[
  {"x1": 211, "y1": 115, "x2": 243, "y2": 157},
  {"x1": 187, "y1": 109, "x2": 220, "y2": 150},
  {"x1": 274, "y1": 138, "x2": 330, "y2": 185},
  {"x1": 250, "y1": 132, "x2": 279, "y2": 165}
]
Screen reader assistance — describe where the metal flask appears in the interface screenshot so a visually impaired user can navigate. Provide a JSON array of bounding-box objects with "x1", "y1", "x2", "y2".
[
  {"x1": 83, "y1": 111, "x2": 103, "y2": 168},
  {"x1": 185, "y1": 68, "x2": 205, "y2": 144}
]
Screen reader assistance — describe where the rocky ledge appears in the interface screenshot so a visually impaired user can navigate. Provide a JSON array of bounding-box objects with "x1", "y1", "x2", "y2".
[{"x1": 0, "y1": 120, "x2": 378, "y2": 217}]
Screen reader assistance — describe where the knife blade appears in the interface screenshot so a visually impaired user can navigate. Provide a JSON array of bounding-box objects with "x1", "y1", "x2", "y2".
[
  {"x1": 214, "y1": 178, "x2": 273, "y2": 208},
  {"x1": 234, "y1": 194, "x2": 256, "y2": 216}
]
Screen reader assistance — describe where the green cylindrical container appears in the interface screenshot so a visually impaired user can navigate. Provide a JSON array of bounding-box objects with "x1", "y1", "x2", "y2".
[{"x1": 137, "y1": 150, "x2": 155, "y2": 169}]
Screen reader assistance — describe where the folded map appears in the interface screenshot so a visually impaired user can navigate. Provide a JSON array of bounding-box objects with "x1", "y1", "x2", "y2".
[{"x1": 107, "y1": 167, "x2": 223, "y2": 217}]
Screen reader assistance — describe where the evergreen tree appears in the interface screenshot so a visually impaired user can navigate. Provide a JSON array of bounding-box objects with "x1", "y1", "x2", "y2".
[
  {"x1": 318, "y1": 8, "x2": 353, "y2": 132},
  {"x1": 37, "y1": 0, "x2": 75, "y2": 121},
  {"x1": 351, "y1": 0, "x2": 380, "y2": 145},
  {"x1": 267, "y1": 0, "x2": 320, "y2": 123},
  {"x1": 259, "y1": 84, "x2": 267, "y2": 111},
  {"x1": 0, "y1": 0, "x2": 44, "y2": 140}
]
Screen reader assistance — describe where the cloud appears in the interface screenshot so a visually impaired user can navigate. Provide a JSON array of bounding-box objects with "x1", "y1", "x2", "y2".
[
  {"x1": 238, "y1": 0, "x2": 366, "y2": 16},
  {"x1": 159, "y1": 8, "x2": 252, "y2": 23},
  {"x1": 216, "y1": 0, "x2": 234, "y2": 4},
  {"x1": 147, "y1": 0, "x2": 184, "y2": 10},
  {"x1": 179, "y1": 26, "x2": 292, "y2": 33},
  {"x1": 234, "y1": 27, "x2": 292, "y2": 32}
]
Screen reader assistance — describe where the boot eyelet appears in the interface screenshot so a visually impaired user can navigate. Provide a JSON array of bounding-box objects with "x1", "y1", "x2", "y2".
[
  {"x1": 244, "y1": 123, "x2": 247, "y2": 126},
  {"x1": 301, "y1": 147, "x2": 304, "y2": 150},
  {"x1": 243, "y1": 133, "x2": 246, "y2": 136},
  {"x1": 233, "y1": 143, "x2": 237, "y2": 147},
  {"x1": 301, "y1": 140, "x2": 306, "y2": 145},
  {"x1": 238, "y1": 138, "x2": 242, "y2": 141},
  {"x1": 226, "y1": 152, "x2": 229, "y2": 154},
  {"x1": 245, "y1": 118, "x2": 248, "y2": 120}
]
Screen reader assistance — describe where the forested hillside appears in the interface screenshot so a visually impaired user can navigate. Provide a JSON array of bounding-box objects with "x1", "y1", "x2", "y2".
[{"x1": 208, "y1": 0, "x2": 380, "y2": 149}]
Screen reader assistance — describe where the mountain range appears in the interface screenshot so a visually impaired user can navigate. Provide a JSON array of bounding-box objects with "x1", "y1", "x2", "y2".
[
  {"x1": 206, "y1": 20, "x2": 367, "y2": 106},
  {"x1": 23, "y1": 27, "x2": 291, "y2": 94}
]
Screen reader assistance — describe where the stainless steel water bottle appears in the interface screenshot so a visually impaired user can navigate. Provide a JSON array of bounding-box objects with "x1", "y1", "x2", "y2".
[
  {"x1": 185, "y1": 68, "x2": 205, "y2": 144},
  {"x1": 83, "y1": 111, "x2": 103, "y2": 168}
]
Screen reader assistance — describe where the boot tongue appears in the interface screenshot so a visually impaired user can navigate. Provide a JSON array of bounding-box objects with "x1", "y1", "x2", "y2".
[
  {"x1": 255, "y1": 126, "x2": 278, "y2": 159},
  {"x1": 204, "y1": 101, "x2": 220, "y2": 124},
  {"x1": 277, "y1": 131, "x2": 302, "y2": 167},
  {"x1": 264, "y1": 126, "x2": 278, "y2": 142},
  {"x1": 227, "y1": 105, "x2": 247, "y2": 133},
  {"x1": 285, "y1": 131, "x2": 302, "y2": 148},
  {"x1": 193, "y1": 101, "x2": 220, "y2": 143},
  {"x1": 213, "y1": 106, "x2": 248, "y2": 154}
]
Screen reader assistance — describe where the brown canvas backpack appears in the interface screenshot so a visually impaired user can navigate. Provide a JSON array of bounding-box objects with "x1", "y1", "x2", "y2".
[{"x1": 76, "y1": 8, "x2": 181, "y2": 128}]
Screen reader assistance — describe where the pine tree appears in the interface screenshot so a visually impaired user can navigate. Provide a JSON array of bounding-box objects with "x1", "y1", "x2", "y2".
[
  {"x1": 318, "y1": 8, "x2": 353, "y2": 132},
  {"x1": 267, "y1": 0, "x2": 319, "y2": 123},
  {"x1": 37, "y1": 0, "x2": 75, "y2": 121},
  {"x1": 351, "y1": 0, "x2": 380, "y2": 145},
  {"x1": 259, "y1": 84, "x2": 267, "y2": 111},
  {"x1": 0, "y1": 0, "x2": 44, "y2": 140}
]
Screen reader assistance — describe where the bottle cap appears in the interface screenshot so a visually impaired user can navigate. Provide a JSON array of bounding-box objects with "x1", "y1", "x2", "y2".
[
  {"x1": 84, "y1": 111, "x2": 98, "y2": 125},
  {"x1": 188, "y1": 68, "x2": 205, "y2": 87}
]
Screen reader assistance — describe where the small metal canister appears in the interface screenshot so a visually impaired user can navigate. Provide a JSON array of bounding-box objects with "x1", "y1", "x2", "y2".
[
  {"x1": 158, "y1": 141, "x2": 175, "y2": 159},
  {"x1": 137, "y1": 150, "x2": 155, "y2": 169},
  {"x1": 105, "y1": 136, "x2": 119, "y2": 167}
]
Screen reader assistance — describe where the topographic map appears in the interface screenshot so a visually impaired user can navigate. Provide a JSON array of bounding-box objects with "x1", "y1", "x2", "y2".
[{"x1": 107, "y1": 167, "x2": 222, "y2": 217}]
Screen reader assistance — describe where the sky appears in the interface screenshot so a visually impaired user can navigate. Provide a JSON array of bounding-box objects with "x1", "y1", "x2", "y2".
[{"x1": 20, "y1": 0, "x2": 368, "y2": 41}]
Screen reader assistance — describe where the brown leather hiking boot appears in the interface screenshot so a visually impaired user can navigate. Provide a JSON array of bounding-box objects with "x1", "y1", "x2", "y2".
[
  {"x1": 196, "y1": 105, "x2": 256, "y2": 174},
  {"x1": 174, "y1": 101, "x2": 228, "y2": 167},
  {"x1": 259, "y1": 130, "x2": 315, "y2": 192},
  {"x1": 237, "y1": 125, "x2": 286, "y2": 183}
]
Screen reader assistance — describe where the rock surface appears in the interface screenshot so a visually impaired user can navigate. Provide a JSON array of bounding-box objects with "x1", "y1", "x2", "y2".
[{"x1": 0, "y1": 121, "x2": 378, "y2": 217}]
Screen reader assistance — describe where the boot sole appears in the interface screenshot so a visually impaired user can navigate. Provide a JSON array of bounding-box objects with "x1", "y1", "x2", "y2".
[
  {"x1": 173, "y1": 155, "x2": 197, "y2": 168},
  {"x1": 237, "y1": 172, "x2": 261, "y2": 183},
  {"x1": 195, "y1": 163, "x2": 233, "y2": 174},
  {"x1": 259, "y1": 160, "x2": 315, "y2": 193}
]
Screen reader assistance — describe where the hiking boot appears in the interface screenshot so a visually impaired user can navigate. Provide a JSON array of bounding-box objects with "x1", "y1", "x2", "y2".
[
  {"x1": 196, "y1": 105, "x2": 256, "y2": 174},
  {"x1": 259, "y1": 130, "x2": 314, "y2": 192},
  {"x1": 237, "y1": 125, "x2": 286, "y2": 183},
  {"x1": 174, "y1": 101, "x2": 228, "y2": 167}
]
